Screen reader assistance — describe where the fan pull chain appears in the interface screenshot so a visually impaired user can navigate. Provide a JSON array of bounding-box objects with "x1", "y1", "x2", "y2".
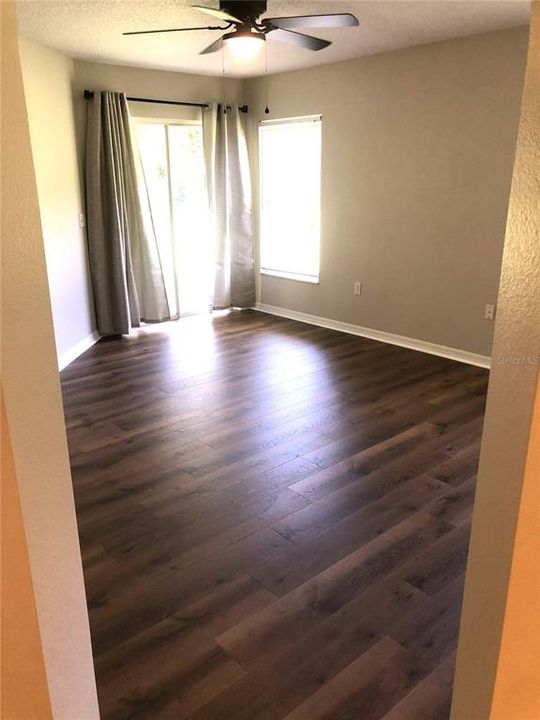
[
  {"x1": 264, "y1": 38, "x2": 270, "y2": 115},
  {"x1": 221, "y1": 44, "x2": 227, "y2": 114}
]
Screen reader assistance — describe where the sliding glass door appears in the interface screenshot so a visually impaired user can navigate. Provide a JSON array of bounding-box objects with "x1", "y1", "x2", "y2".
[{"x1": 135, "y1": 120, "x2": 211, "y2": 318}]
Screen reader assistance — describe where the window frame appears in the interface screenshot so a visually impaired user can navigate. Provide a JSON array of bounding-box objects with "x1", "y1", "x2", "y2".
[{"x1": 258, "y1": 115, "x2": 322, "y2": 285}]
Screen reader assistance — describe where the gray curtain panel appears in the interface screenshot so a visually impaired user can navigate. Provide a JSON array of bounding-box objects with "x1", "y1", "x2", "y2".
[
  {"x1": 202, "y1": 103, "x2": 255, "y2": 309},
  {"x1": 85, "y1": 91, "x2": 170, "y2": 335}
]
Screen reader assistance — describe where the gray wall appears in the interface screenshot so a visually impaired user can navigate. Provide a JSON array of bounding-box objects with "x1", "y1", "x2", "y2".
[{"x1": 246, "y1": 28, "x2": 528, "y2": 356}]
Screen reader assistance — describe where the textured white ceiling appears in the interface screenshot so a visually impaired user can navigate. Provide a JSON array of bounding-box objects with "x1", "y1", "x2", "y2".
[{"x1": 16, "y1": 0, "x2": 530, "y2": 78}]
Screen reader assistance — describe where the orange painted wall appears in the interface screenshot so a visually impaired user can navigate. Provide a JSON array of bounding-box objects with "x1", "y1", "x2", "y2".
[
  {"x1": 489, "y1": 4, "x2": 540, "y2": 715},
  {"x1": 1, "y1": 393, "x2": 52, "y2": 719},
  {"x1": 490, "y1": 381, "x2": 540, "y2": 719}
]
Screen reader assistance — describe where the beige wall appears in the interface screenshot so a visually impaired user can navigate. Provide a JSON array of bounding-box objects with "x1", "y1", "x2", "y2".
[
  {"x1": 1, "y1": 3, "x2": 99, "y2": 717},
  {"x1": 246, "y1": 27, "x2": 528, "y2": 356},
  {"x1": 451, "y1": 5, "x2": 540, "y2": 718},
  {"x1": 19, "y1": 40, "x2": 97, "y2": 367},
  {"x1": 73, "y1": 57, "x2": 245, "y2": 106},
  {"x1": 71, "y1": 58, "x2": 245, "y2": 178}
]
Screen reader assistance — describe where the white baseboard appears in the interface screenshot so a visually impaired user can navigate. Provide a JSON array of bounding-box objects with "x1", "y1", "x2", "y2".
[
  {"x1": 255, "y1": 303, "x2": 491, "y2": 369},
  {"x1": 58, "y1": 330, "x2": 100, "y2": 371}
]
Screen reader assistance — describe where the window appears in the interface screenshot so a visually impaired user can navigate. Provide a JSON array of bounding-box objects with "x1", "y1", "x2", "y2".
[
  {"x1": 134, "y1": 119, "x2": 211, "y2": 317},
  {"x1": 259, "y1": 116, "x2": 322, "y2": 283}
]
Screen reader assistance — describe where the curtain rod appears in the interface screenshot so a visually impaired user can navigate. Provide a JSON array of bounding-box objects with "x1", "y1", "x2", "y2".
[{"x1": 83, "y1": 90, "x2": 248, "y2": 113}]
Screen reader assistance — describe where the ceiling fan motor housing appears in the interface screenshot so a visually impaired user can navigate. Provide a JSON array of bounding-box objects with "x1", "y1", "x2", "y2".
[{"x1": 221, "y1": 0, "x2": 267, "y2": 24}]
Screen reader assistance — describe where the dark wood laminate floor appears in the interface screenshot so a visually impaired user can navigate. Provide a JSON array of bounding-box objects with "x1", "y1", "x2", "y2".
[{"x1": 61, "y1": 310, "x2": 488, "y2": 720}]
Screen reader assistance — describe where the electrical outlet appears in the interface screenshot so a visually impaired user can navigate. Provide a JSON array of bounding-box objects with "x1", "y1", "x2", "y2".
[
  {"x1": 78, "y1": 213, "x2": 86, "y2": 229},
  {"x1": 484, "y1": 304, "x2": 496, "y2": 321},
  {"x1": 354, "y1": 281, "x2": 363, "y2": 296}
]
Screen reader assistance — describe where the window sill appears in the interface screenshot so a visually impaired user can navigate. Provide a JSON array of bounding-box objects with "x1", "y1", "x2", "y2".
[{"x1": 260, "y1": 269, "x2": 320, "y2": 285}]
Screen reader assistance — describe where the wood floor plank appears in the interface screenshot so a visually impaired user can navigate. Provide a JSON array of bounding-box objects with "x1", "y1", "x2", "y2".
[
  {"x1": 189, "y1": 584, "x2": 425, "y2": 720},
  {"x1": 272, "y1": 437, "x2": 453, "y2": 544},
  {"x1": 287, "y1": 422, "x2": 441, "y2": 501},
  {"x1": 387, "y1": 575, "x2": 466, "y2": 668},
  {"x1": 216, "y1": 577, "x2": 424, "y2": 673},
  {"x1": 96, "y1": 620, "x2": 245, "y2": 720},
  {"x1": 61, "y1": 310, "x2": 488, "y2": 719},
  {"x1": 249, "y1": 475, "x2": 450, "y2": 596},
  {"x1": 281, "y1": 637, "x2": 427, "y2": 720},
  {"x1": 380, "y1": 655, "x2": 456, "y2": 720},
  {"x1": 402, "y1": 521, "x2": 471, "y2": 596}
]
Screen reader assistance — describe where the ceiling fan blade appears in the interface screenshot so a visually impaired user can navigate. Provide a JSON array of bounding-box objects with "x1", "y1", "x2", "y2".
[
  {"x1": 199, "y1": 36, "x2": 224, "y2": 54},
  {"x1": 123, "y1": 25, "x2": 225, "y2": 36},
  {"x1": 269, "y1": 28, "x2": 331, "y2": 51},
  {"x1": 192, "y1": 5, "x2": 242, "y2": 23},
  {"x1": 264, "y1": 13, "x2": 358, "y2": 30}
]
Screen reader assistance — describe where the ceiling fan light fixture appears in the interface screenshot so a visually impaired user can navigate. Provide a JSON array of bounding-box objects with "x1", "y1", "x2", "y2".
[{"x1": 223, "y1": 30, "x2": 265, "y2": 59}]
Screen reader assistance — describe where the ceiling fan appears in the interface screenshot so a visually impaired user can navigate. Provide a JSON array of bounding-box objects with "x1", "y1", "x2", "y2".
[{"x1": 123, "y1": 0, "x2": 359, "y2": 55}]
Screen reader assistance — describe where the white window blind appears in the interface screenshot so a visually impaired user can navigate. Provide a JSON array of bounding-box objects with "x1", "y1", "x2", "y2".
[{"x1": 259, "y1": 116, "x2": 322, "y2": 283}]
